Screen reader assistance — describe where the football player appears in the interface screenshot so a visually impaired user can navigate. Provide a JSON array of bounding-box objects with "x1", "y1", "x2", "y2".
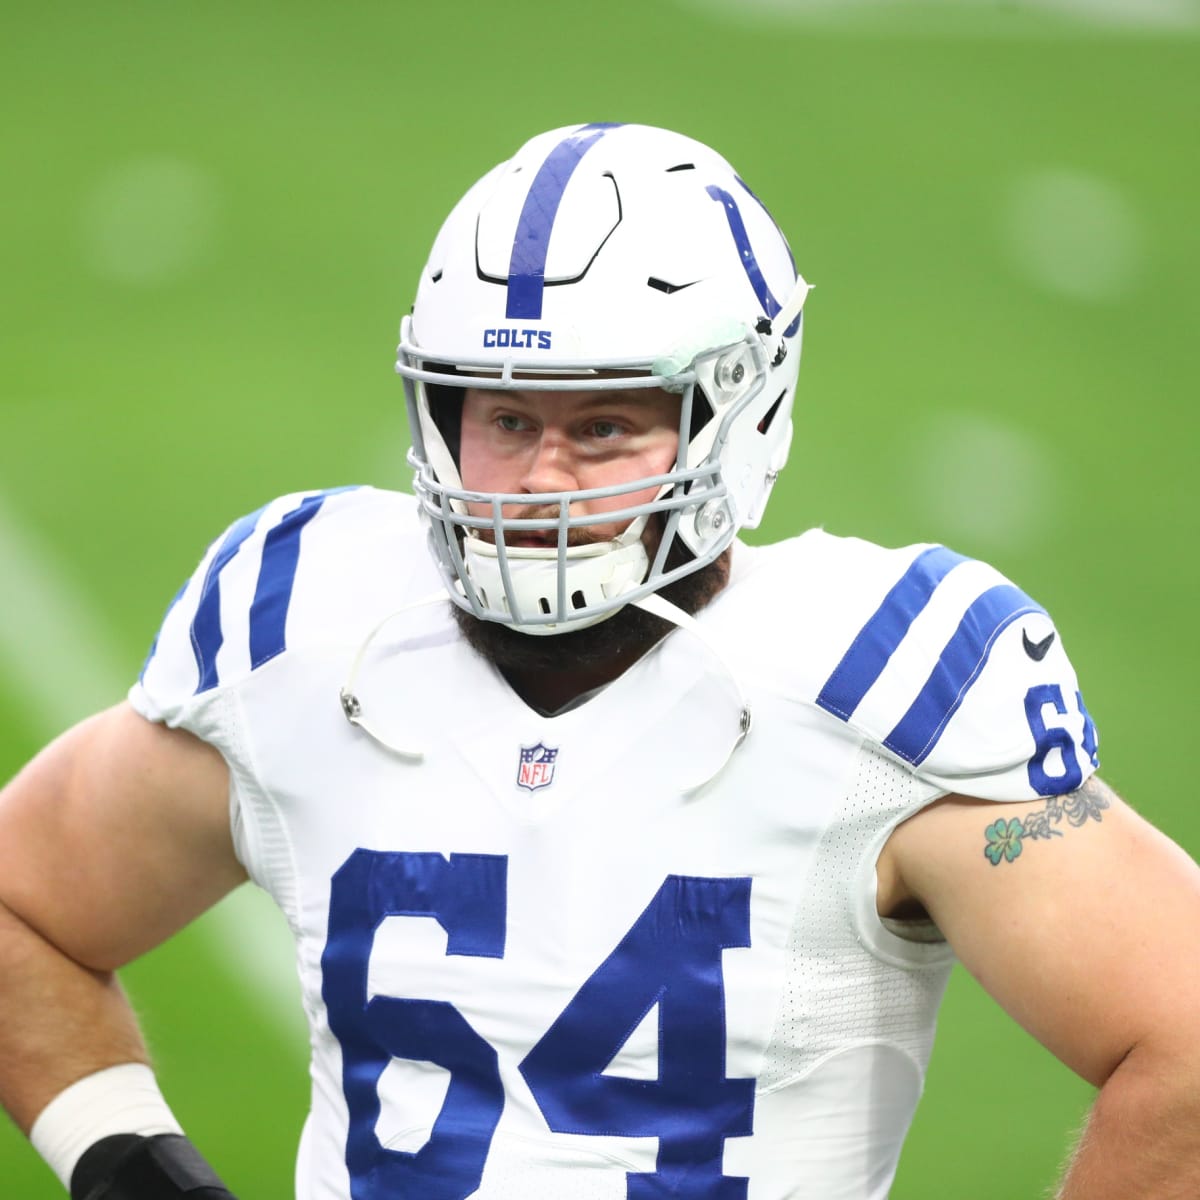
[{"x1": 2, "y1": 123, "x2": 1199, "y2": 1200}]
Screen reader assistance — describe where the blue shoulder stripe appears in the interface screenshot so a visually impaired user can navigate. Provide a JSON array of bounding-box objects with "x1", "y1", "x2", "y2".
[
  {"x1": 816, "y1": 546, "x2": 967, "y2": 721},
  {"x1": 190, "y1": 506, "x2": 267, "y2": 693},
  {"x1": 884, "y1": 583, "x2": 1044, "y2": 765},
  {"x1": 249, "y1": 491, "x2": 328, "y2": 669},
  {"x1": 188, "y1": 488, "x2": 354, "y2": 694}
]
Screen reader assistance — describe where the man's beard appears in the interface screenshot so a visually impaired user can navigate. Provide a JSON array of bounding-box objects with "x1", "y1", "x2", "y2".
[{"x1": 451, "y1": 536, "x2": 731, "y2": 676}]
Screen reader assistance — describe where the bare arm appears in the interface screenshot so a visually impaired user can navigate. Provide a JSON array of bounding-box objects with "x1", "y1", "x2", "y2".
[
  {"x1": 880, "y1": 777, "x2": 1200, "y2": 1199},
  {"x1": 0, "y1": 702, "x2": 244, "y2": 1132}
]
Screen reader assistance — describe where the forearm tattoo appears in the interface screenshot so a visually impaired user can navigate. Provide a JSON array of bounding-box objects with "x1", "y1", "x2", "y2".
[{"x1": 983, "y1": 777, "x2": 1114, "y2": 865}]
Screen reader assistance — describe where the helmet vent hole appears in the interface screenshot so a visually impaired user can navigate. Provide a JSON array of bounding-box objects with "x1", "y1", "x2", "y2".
[
  {"x1": 430, "y1": 269, "x2": 443, "y2": 283},
  {"x1": 689, "y1": 384, "x2": 715, "y2": 444},
  {"x1": 758, "y1": 390, "x2": 785, "y2": 435},
  {"x1": 571, "y1": 590, "x2": 587, "y2": 610},
  {"x1": 539, "y1": 598, "x2": 552, "y2": 615},
  {"x1": 666, "y1": 163, "x2": 695, "y2": 172},
  {"x1": 646, "y1": 276, "x2": 693, "y2": 295}
]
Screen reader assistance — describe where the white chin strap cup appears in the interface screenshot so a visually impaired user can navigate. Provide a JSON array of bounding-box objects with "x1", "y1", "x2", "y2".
[{"x1": 462, "y1": 533, "x2": 651, "y2": 635}]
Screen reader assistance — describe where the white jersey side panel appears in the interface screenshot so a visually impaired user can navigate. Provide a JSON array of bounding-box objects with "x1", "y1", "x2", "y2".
[{"x1": 130, "y1": 495, "x2": 1098, "y2": 1200}]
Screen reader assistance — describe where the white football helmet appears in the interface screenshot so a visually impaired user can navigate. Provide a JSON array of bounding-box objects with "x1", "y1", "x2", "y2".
[{"x1": 396, "y1": 122, "x2": 810, "y2": 634}]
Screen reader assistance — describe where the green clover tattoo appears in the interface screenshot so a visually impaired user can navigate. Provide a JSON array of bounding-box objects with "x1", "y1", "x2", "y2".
[
  {"x1": 984, "y1": 817, "x2": 1025, "y2": 865},
  {"x1": 981, "y1": 779, "x2": 1112, "y2": 867}
]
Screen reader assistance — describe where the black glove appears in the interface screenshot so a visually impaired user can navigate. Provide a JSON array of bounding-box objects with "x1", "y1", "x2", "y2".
[{"x1": 70, "y1": 1133, "x2": 238, "y2": 1200}]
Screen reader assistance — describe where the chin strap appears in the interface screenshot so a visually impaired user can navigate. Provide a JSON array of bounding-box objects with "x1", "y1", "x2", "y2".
[
  {"x1": 632, "y1": 592, "x2": 752, "y2": 794},
  {"x1": 338, "y1": 592, "x2": 449, "y2": 759},
  {"x1": 758, "y1": 273, "x2": 813, "y2": 364}
]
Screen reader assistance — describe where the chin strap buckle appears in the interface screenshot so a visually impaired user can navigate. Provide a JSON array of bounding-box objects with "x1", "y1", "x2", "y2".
[{"x1": 755, "y1": 274, "x2": 813, "y2": 367}]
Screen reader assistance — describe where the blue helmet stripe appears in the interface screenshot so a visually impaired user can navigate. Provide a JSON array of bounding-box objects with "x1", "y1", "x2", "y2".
[
  {"x1": 884, "y1": 583, "x2": 1045, "y2": 765},
  {"x1": 706, "y1": 184, "x2": 801, "y2": 337},
  {"x1": 505, "y1": 123, "x2": 621, "y2": 320},
  {"x1": 190, "y1": 506, "x2": 268, "y2": 693},
  {"x1": 735, "y1": 174, "x2": 798, "y2": 276},
  {"x1": 816, "y1": 546, "x2": 967, "y2": 722}
]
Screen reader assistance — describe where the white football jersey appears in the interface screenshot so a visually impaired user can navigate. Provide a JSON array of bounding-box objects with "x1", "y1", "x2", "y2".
[{"x1": 130, "y1": 486, "x2": 1098, "y2": 1200}]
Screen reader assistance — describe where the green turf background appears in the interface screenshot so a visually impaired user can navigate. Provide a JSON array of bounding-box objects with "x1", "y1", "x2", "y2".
[{"x1": 1, "y1": 1, "x2": 1197, "y2": 1195}]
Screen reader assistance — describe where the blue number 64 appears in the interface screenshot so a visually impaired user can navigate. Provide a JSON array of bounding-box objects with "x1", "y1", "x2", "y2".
[{"x1": 322, "y1": 856, "x2": 754, "y2": 1199}]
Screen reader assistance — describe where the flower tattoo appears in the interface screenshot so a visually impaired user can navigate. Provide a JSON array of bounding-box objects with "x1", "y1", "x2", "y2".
[{"x1": 982, "y1": 778, "x2": 1112, "y2": 866}]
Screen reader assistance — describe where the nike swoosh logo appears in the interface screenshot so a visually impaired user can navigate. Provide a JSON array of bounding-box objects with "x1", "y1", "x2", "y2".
[{"x1": 1022, "y1": 629, "x2": 1056, "y2": 661}]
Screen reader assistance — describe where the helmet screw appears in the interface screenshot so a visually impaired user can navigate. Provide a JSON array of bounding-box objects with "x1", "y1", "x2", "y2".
[
  {"x1": 717, "y1": 353, "x2": 748, "y2": 391},
  {"x1": 696, "y1": 501, "x2": 729, "y2": 538}
]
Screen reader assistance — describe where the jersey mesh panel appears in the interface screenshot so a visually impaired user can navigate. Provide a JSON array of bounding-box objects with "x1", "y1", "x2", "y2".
[{"x1": 758, "y1": 747, "x2": 953, "y2": 1092}]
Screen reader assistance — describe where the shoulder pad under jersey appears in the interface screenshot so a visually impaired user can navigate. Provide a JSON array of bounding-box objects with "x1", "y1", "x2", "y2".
[{"x1": 810, "y1": 542, "x2": 1099, "y2": 800}]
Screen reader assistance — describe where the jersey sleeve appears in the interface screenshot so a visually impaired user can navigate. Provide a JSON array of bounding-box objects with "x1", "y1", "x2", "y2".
[
  {"x1": 128, "y1": 487, "x2": 361, "y2": 733},
  {"x1": 813, "y1": 545, "x2": 1099, "y2": 801}
]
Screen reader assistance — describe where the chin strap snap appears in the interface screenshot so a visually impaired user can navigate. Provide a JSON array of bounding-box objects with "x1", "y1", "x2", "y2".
[{"x1": 338, "y1": 592, "x2": 449, "y2": 759}]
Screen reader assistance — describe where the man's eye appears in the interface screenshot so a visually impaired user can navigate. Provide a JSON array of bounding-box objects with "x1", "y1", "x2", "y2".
[
  {"x1": 589, "y1": 420, "x2": 623, "y2": 439},
  {"x1": 496, "y1": 414, "x2": 526, "y2": 432}
]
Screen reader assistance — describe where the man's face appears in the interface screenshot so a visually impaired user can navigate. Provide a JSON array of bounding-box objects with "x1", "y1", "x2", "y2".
[{"x1": 457, "y1": 386, "x2": 681, "y2": 544}]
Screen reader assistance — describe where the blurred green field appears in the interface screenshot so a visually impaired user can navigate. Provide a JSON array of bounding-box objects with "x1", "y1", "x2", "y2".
[{"x1": 1, "y1": 1, "x2": 1197, "y2": 1195}]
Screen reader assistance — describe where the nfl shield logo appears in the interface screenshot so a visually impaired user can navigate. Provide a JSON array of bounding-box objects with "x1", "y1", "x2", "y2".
[{"x1": 517, "y1": 743, "x2": 559, "y2": 792}]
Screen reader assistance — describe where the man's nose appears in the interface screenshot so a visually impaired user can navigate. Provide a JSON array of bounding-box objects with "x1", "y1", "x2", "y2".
[{"x1": 519, "y1": 429, "x2": 578, "y2": 495}]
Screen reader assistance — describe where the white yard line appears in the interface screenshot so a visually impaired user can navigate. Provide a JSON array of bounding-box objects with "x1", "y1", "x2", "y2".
[
  {"x1": 0, "y1": 494, "x2": 307, "y2": 1050},
  {"x1": 0, "y1": 500, "x2": 131, "y2": 734},
  {"x1": 671, "y1": 0, "x2": 1200, "y2": 33}
]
